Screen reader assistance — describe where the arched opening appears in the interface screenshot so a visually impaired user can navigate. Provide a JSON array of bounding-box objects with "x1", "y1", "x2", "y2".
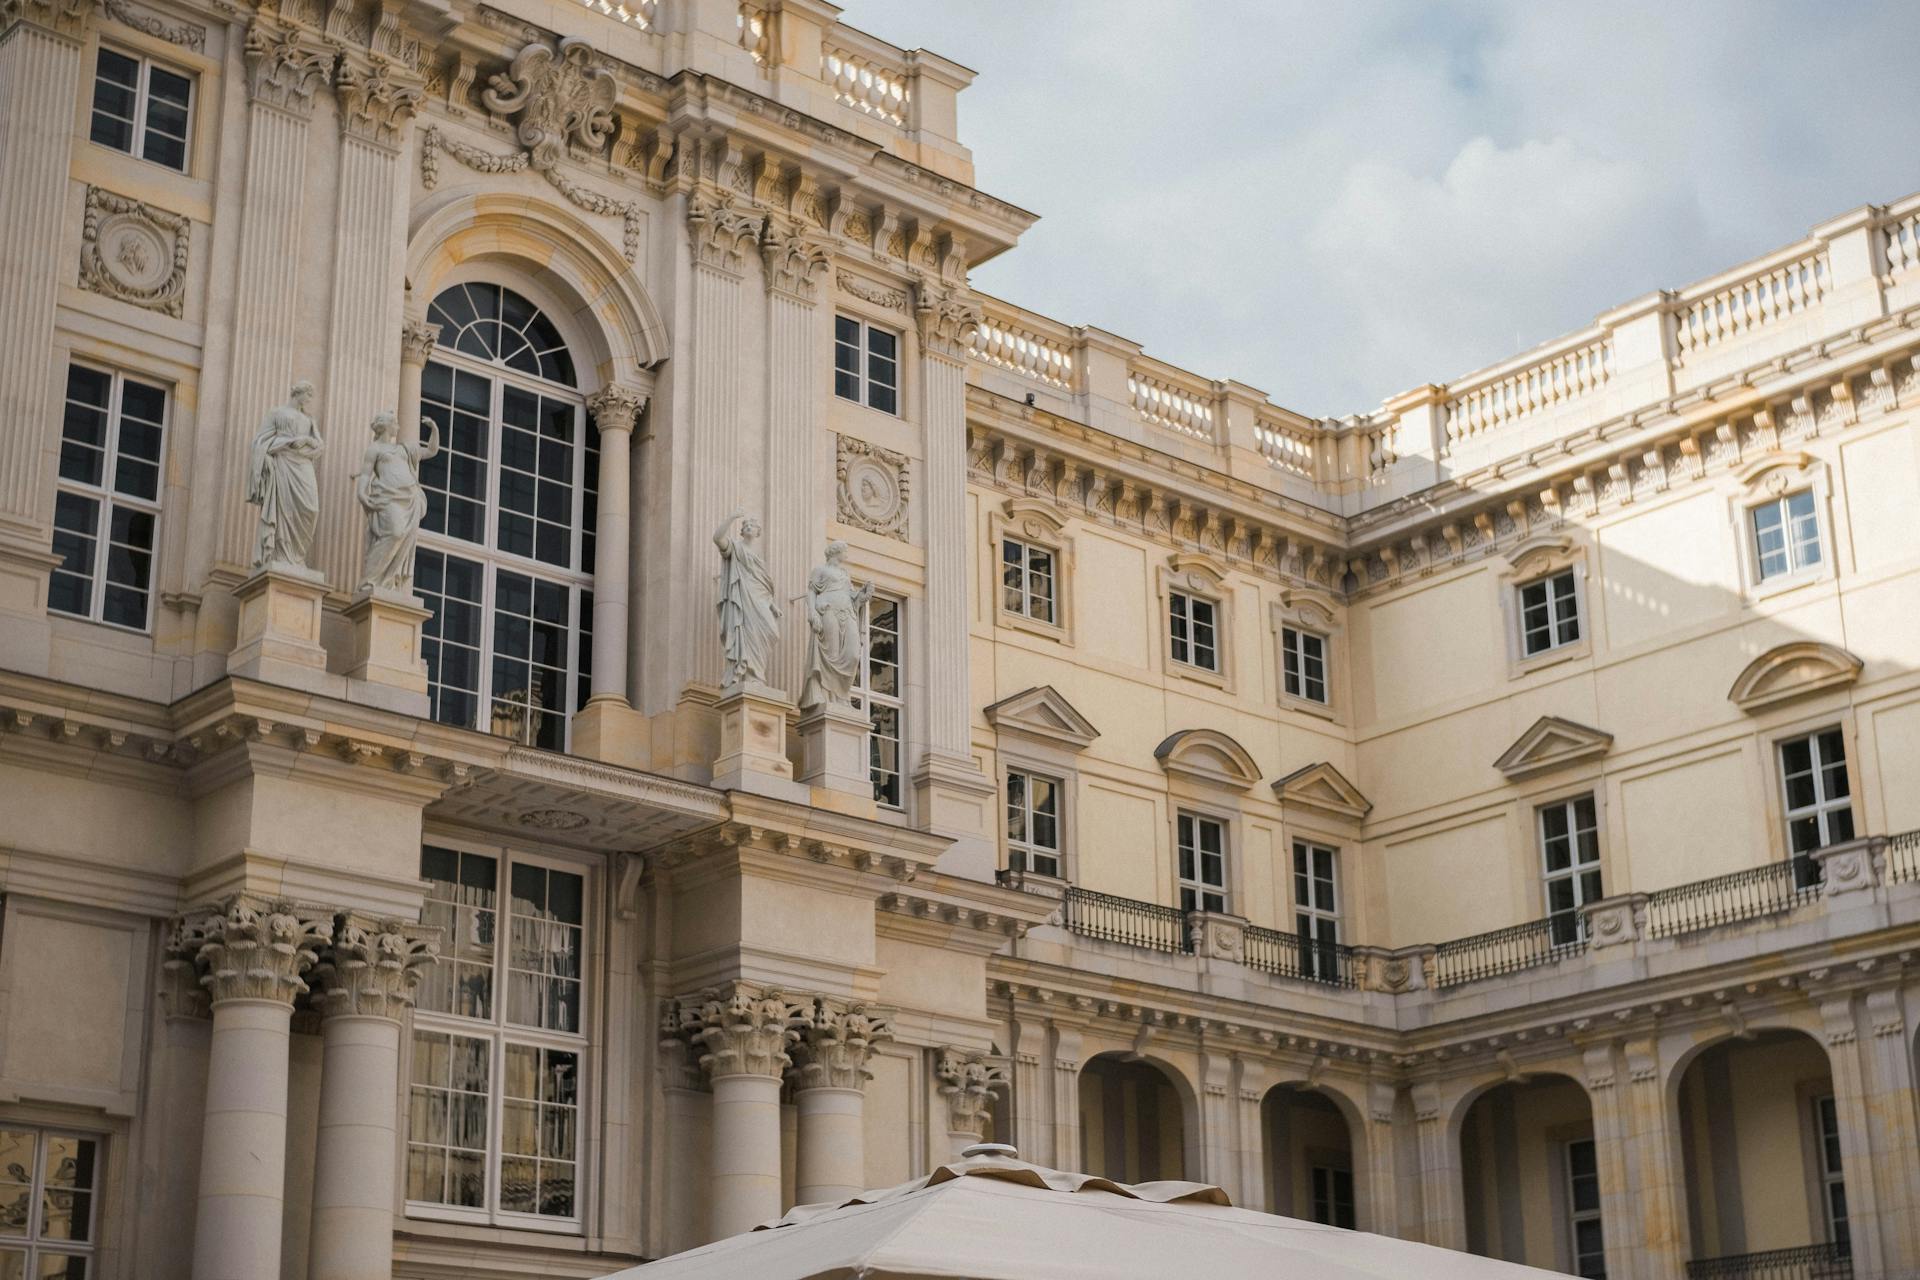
[
  {"x1": 1458, "y1": 1073, "x2": 1602, "y2": 1277},
  {"x1": 1263, "y1": 1083, "x2": 1357, "y2": 1227},
  {"x1": 1078, "y1": 1054, "x2": 1187, "y2": 1182},
  {"x1": 1676, "y1": 1030, "x2": 1849, "y2": 1274}
]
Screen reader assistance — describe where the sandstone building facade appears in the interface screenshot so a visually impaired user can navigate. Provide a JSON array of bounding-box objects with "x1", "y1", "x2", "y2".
[{"x1": 1, "y1": 1, "x2": 1918, "y2": 1278}]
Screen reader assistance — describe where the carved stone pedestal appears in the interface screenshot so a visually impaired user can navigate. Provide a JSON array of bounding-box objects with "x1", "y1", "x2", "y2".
[
  {"x1": 229, "y1": 567, "x2": 333, "y2": 693},
  {"x1": 796, "y1": 700, "x2": 875, "y2": 817},
  {"x1": 712, "y1": 681, "x2": 806, "y2": 802},
  {"x1": 342, "y1": 588, "x2": 430, "y2": 715},
  {"x1": 0, "y1": 538, "x2": 58, "y2": 678}
]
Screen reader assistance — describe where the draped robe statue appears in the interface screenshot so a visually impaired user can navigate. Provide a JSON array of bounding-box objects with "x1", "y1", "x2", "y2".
[
  {"x1": 714, "y1": 510, "x2": 780, "y2": 689},
  {"x1": 354, "y1": 411, "x2": 441, "y2": 594},
  {"x1": 801, "y1": 540, "x2": 874, "y2": 708},
  {"x1": 248, "y1": 381, "x2": 325, "y2": 571}
]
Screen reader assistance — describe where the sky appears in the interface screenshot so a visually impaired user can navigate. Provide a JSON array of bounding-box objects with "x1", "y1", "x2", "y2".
[{"x1": 834, "y1": 1, "x2": 1920, "y2": 417}]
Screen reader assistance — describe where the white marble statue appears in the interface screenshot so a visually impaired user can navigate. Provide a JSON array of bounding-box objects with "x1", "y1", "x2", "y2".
[
  {"x1": 353, "y1": 411, "x2": 441, "y2": 594},
  {"x1": 714, "y1": 510, "x2": 780, "y2": 689},
  {"x1": 248, "y1": 380, "x2": 325, "y2": 572},
  {"x1": 801, "y1": 540, "x2": 874, "y2": 708}
]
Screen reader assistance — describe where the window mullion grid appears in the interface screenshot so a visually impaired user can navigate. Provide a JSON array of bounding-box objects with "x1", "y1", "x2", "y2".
[{"x1": 129, "y1": 57, "x2": 152, "y2": 160}]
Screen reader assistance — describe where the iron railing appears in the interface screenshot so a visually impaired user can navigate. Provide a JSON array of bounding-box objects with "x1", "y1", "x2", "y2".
[
  {"x1": 1430, "y1": 917, "x2": 1586, "y2": 988},
  {"x1": 1244, "y1": 926, "x2": 1361, "y2": 988},
  {"x1": 1645, "y1": 859, "x2": 1820, "y2": 940},
  {"x1": 1685, "y1": 1241, "x2": 1851, "y2": 1280},
  {"x1": 1886, "y1": 830, "x2": 1920, "y2": 885},
  {"x1": 1061, "y1": 887, "x2": 1190, "y2": 954}
]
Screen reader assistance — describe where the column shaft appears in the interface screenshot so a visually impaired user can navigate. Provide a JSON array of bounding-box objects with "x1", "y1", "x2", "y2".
[
  {"x1": 591, "y1": 422, "x2": 634, "y2": 702},
  {"x1": 1412, "y1": 1082, "x2": 1465, "y2": 1250},
  {"x1": 309, "y1": 1014, "x2": 402, "y2": 1280},
  {"x1": 794, "y1": 1086, "x2": 864, "y2": 1204},
  {"x1": 1361, "y1": 1085, "x2": 1402, "y2": 1238},
  {"x1": 1620, "y1": 1037, "x2": 1688, "y2": 1280},
  {"x1": 192, "y1": 999, "x2": 295, "y2": 1280},
  {"x1": 709, "y1": 1071, "x2": 784, "y2": 1235},
  {"x1": 1821, "y1": 997, "x2": 1889, "y2": 1279},
  {"x1": 1861, "y1": 990, "x2": 1920, "y2": 1277},
  {"x1": 662, "y1": 1084, "x2": 711, "y2": 1254}
]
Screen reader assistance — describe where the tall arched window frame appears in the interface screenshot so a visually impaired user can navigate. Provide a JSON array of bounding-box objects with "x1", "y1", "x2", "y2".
[{"x1": 415, "y1": 281, "x2": 599, "y2": 751}]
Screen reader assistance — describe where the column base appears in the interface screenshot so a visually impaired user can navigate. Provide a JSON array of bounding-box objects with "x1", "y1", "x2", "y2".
[
  {"x1": 230, "y1": 566, "x2": 340, "y2": 695},
  {"x1": 796, "y1": 701, "x2": 876, "y2": 818},
  {"x1": 0, "y1": 535, "x2": 56, "y2": 679},
  {"x1": 712, "y1": 681, "x2": 807, "y2": 803},
  {"x1": 912, "y1": 751, "x2": 998, "y2": 880},
  {"x1": 571, "y1": 695, "x2": 651, "y2": 769},
  {"x1": 341, "y1": 589, "x2": 430, "y2": 716}
]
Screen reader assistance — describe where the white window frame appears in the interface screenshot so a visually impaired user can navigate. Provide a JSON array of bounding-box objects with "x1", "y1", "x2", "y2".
[
  {"x1": 89, "y1": 43, "x2": 194, "y2": 172},
  {"x1": 1176, "y1": 810, "x2": 1228, "y2": 914},
  {"x1": 1564, "y1": 1137, "x2": 1605, "y2": 1278},
  {"x1": 1812, "y1": 1094, "x2": 1848, "y2": 1251},
  {"x1": 1495, "y1": 538, "x2": 1592, "y2": 677},
  {"x1": 1308, "y1": 1163, "x2": 1355, "y2": 1230},
  {"x1": 1291, "y1": 840, "x2": 1341, "y2": 983},
  {"x1": 1168, "y1": 589, "x2": 1221, "y2": 674},
  {"x1": 853, "y1": 592, "x2": 905, "y2": 811},
  {"x1": 1539, "y1": 794, "x2": 1603, "y2": 946},
  {"x1": 1270, "y1": 592, "x2": 1343, "y2": 722},
  {"x1": 1000, "y1": 537, "x2": 1057, "y2": 626},
  {"x1": 1728, "y1": 457, "x2": 1837, "y2": 603},
  {"x1": 1750, "y1": 488, "x2": 1823, "y2": 583},
  {"x1": 988, "y1": 501, "x2": 1075, "y2": 645},
  {"x1": 0, "y1": 1125, "x2": 102, "y2": 1276},
  {"x1": 1517, "y1": 567, "x2": 1582, "y2": 658},
  {"x1": 49, "y1": 361, "x2": 168, "y2": 634},
  {"x1": 1005, "y1": 766, "x2": 1063, "y2": 879},
  {"x1": 1281, "y1": 626, "x2": 1328, "y2": 704},
  {"x1": 407, "y1": 841, "x2": 594, "y2": 1234},
  {"x1": 1778, "y1": 727, "x2": 1854, "y2": 888},
  {"x1": 833, "y1": 313, "x2": 900, "y2": 415}
]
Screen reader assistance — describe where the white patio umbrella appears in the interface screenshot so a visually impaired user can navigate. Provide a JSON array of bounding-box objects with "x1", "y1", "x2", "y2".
[{"x1": 607, "y1": 1145, "x2": 1574, "y2": 1280}]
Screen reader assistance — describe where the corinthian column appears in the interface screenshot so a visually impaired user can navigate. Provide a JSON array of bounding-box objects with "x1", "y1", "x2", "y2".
[
  {"x1": 172, "y1": 896, "x2": 332, "y2": 1280},
  {"x1": 679, "y1": 984, "x2": 805, "y2": 1236},
  {"x1": 307, "y1": 914, "x2": 439, "y2": 1280},
  {"x1": 397, "y1": 318, "x2": 439, "y2": 445},
  {"x1": 584, "y1": 382, "x2": 649, "y2": 706},
  {"x1": 791, "y1": 1001, "x2": 890, "y2": 1204},
  {"x1": 936, "y1": 1047, "x2": 1009, "y2": 1160},
  {"x1": 760, "y1": 221, "x2": 831, "y2": 699}
]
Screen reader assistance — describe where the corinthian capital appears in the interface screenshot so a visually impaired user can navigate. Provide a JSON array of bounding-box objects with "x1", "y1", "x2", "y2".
[
  {"x1": 687, "y1": 189, "x2": 764, "y2": 272},
  {"x1": 912, "y1": 277, "x2": 982, "y2": 360},
  {"x1": 935, "y1": 1047, "x2": 1009, "y2": 1139},
  {"x1": 761, "y1": 221, "x2": 831, "y2": 303},
  {"x1": 336, "y1": 57, "x2": 425, "y2": 150},
  {"x1": 243, "y1": 22, "x2": 333, "y2": 116},
  {"x1": 399, "y1": 318, "x2": 440, "y2": 367},
  {"x1": 312, "y1": 912, "x2": 440, "y2": 1021},
  {"x1": 1, "y1": 0, "x2": 92, "y2": 38},
  {"x1": 675, "y1": 983, "x2": 807, "y2": 1080},
  {"x1": 792, "y1": 1000, "x2": 892, "y2": 1091},
  {"x1": 170, "y1": 895, "x2": 333, "y2": 1007},
  {"x1": 586, "y1": 383, "x2": 648, "y2": 434}
]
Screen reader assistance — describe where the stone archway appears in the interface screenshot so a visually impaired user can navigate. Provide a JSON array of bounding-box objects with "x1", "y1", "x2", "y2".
[
  {"x1": 1078, "y1": 1053, "x2": 1191, "y2": 1182},
  {"x1": 1457, "y1": 1073, "x2": 1602, "y2": 1276},
  {"x1": 1263, "y1": 1083, "x2": 1360, "y2": 1227}
]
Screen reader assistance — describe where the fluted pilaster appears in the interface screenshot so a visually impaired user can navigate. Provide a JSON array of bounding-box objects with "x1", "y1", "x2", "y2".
[
  {"x1": 913, "y1": 277, "x2": 981, "y2": 759},
  {"x1": 761, "y1": 220, "x2": 829, "y2": 699}
]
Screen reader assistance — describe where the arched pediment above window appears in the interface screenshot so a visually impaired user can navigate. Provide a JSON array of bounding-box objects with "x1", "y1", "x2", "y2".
[
  {"x1": 1735, "y1": 450, "x2": 1816, "y2": 495},
  {"x1": 1154, "y1": 728, "x2": 1261, "y2": 791},
  {"x1": 1496, "y1": 535, "x2": 1576, "y2": 581},
  {"x1": 1728, "y1": 641, "x2": 1863, "y2": 713},
  {"x1": 1165, "y1": 551, "x2": 1230, "y2": 595}
]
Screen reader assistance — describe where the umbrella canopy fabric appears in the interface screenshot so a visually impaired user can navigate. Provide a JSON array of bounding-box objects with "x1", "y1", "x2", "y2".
[{"x1": 609, "y1": 1149, "x2": 1573, "y2": 1280}]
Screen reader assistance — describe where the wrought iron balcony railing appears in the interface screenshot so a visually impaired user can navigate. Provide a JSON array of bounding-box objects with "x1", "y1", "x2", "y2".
[
  {"x1": 1685, "y1": 1241, "x2": 1851, "y2": 1280},
  {"x1": 1645, "y1": 858, "x2": 1822, "y2": 939},
  {"x1": 1060, "y1": 887, "x2": 1190, "y2": 955},
  {"x1": 1243, "y1": 925, "x2": 1361, "y2": 988},
  {"x1": 1429, "y1": 917, "x2": 1587, "y2": 988}
]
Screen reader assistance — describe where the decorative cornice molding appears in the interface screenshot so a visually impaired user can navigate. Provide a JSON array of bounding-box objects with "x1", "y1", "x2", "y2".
[
  {"x1": 79, "y1": 186, "x2": 189, "y2": 319},
  {"x1": 1727, "y1": 641, "x2": 1864, "y2": 714},
  {"x1": 1492, "y1": 716, "x2": 1614, "y2": 781}
]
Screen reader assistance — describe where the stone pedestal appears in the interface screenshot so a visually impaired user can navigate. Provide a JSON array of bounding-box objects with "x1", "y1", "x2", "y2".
[
  {"x1": 342, "y1": 589, "x2": 430, "y2": 714},
  {"x1": 912, "y1": 751, "x2": 999, "y2": 880},
  {"x1": 229, "y1": 567, "x2": 332, "y2": 691},
  {"x1": 571, "y1": 696, "x2": 653, "y2": 770},
  {"x1": 0, "y1": 540, "x2": 57, "y2": 678},
  {"x1": 712, "y1": 681, "x2": 806, "y2": 802},
  {"x1": 796, "y1": 700, "x2": 875, "y2": 816}
]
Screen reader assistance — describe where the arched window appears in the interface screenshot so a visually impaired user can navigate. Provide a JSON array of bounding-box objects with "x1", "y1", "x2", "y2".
[{"x1": 416, "y1": 282, "x2": 598, "y2": 750}]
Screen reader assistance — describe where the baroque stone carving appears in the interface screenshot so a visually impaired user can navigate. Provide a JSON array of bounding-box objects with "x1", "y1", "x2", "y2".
[
  {"x1": 517, "y1": 807, "x2": 589, "y2": 830},
  {"x1": 586, "y1": 383, "x2": 645, "y2": 434},
  {"x1": 791, "y1": 1000, "x2": 892, "y2": 1091},
  {"x1": 169, "y1": 895, "x2": 333, "y2": 1006},
  {"x1": 79, "y1": 187, "x2": 189, "y2": 318},
  {"x1": 311, "y1": 913, "x2": 440, "y2": 1020},
  {"x1": 837, "y1": 271, "x2": 907, "y2": 312},
  {"x1": 675, "y1": 984, "x2": 808, "y2": 1080},
  {"x1": 249, "y1": 381, "x2": 326, "y2": 572},
  {"x1": 714, "y1": 509, "x2": 779, "y2": 689},
  {"x1": 688, "y1": 189, "x2": 764, "y2": 271},
  {"x1": 399, "y1": 317, "x2": 439, "y2": 366},
  {"x1": 761, "y1": 222, "x2": 830, "y2": 300},
  {"x1": 935, "y1": 1048, "x2": 1009, "y2": 1138},
  {"x1": 102, "y1": 0, "x2": 204, "y2": 49},
  {"x1": 2, "y1": 0, "x2": 92, "y2": 36},
  {"x1": 353, "y1": 410, "x2": 439, "y2": 593},
  {"x1": 913, "y1": 277, "x2": 982, "y2": 359},
  {"x1": 836, "y1": 435, "x2": 910, "y2": 540},
  {"x1": 482, "y1": 37, "x2": 614, "y2": 170},
  {"x1": 418, "y1": 125, "x2": 642, "y2": 261},
  {"x1": 243, "y1": 22, "x2": 333, "y2": 114},
  {"x1": 801, "y1": 540, "x2": 874, "y2": 709},
  {"x1": 336, "y1": 58, "x2": 424, "y2": 148}
]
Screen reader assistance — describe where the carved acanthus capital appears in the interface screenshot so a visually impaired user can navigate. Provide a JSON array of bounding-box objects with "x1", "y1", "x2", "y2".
[
  {"x1": 170, "y1": 895, "x2": 333, "y2": 1008},
  {"x1": 687, "y1": 189, "x2": 764, "y2": 272},
  {"x1": 675, "y1": 983, "x2": 807, "y2": 1080},
  {"x1": 658, "y1": 999, "x2": 708, "y2": 1092},
  {"x1": 243, "y1": 22, "x2": 333, "y2": 116},
  {"x1": 792, "y1": 1000, "x2": 892, "y2": 1092},
  {"x1": 336, "y1": 57, "x2": 425, "y2": 149},
  {"x1": 935, "y1": 1047, "x2": 1009, "y2": 1138},
  {"x1": 482, "y1": 37, "x2": 614, "y2": 171},
  {"x1": 1, "y1": 0, "x2": 93, "y2": 39},
  {"x1": 761, "y1": 222, "x2": 831, "y2": 302},
  {"x1": 399, "y1": 318, "x2": 440, "y2": 367},
  {"x1": 586, "y1": 383, "x2": 648, "y2": 435},
  {"x1": 311, "y1": 913, "x2": 440, "y2": 1021},
  {"x1": 912, "y1": 278, "x2": 982, "y2": 361}
]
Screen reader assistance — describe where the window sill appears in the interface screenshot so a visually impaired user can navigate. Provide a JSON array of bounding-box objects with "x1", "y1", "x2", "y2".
[
  {"x1": 1747, "y1": 567, "x2": 1830, "y2": 605},
  {"x1": 1279, "y1": 691, "x2": 1339, "y2": 723},
  {"x1": 1509, "y1": 638, "x2": 1590, "y2": 680},
  {"x1": 996, "y1": 609, "x2": 1070, "y2": 644},
  {"x1": 402, "y1": 1207, "x2": 586, "y2": 1242},
  {"x1": 1167, "y1": 658, "x2": 1230, "y2": 690}
]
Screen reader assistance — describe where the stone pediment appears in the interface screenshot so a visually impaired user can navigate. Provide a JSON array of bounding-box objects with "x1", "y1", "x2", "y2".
[
  {"x1": 1271, "y1": 762, "x2": 1371, "y2": 821},
  {"x1": 1494, "y1": 716, "x2": 1613, "y2": 781},
  {"x1": 1728, "y1": 642, "x2": 1863, "y2": 713},
  {"x1": 984, "y1": 686, "x2": 1100, "y2": 751},
  {"x1": 1154, "y1": 729, "x2": 1261, "y2": 791}
]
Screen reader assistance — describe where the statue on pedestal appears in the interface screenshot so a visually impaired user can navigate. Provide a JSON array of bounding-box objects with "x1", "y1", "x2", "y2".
[
  {"x1": 714, "y1": 510, "x2": 779, "y2": 690},
  {"x1": 801, "y1": 540, "x2": 874, "y2": 709},
  {"x1": 248, "y1": 381, "x2": 325, "y2": 572},
  {"x1": 353, "y1": 411, "x2": 441, "y2": 594}
]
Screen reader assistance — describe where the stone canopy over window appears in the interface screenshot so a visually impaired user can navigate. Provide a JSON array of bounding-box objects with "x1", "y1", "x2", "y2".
[
  {"x1": 1727, "y1": 641, "x2": 1864, "y2": 713},
  {"x1": 1153, "y1": 728, "x2": 1261, "y2": 791}
]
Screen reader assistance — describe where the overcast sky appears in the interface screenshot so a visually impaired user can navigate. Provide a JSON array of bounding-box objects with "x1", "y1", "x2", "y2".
[{"x1": 835, "y1": 1, "x2": 1920, "y2": 416}]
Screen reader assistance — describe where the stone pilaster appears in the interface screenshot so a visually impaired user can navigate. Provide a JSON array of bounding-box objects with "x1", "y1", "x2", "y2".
[
  {"x1": 935, "y1": 1046, "x2": 1008, "y2": 1159},
  {"x1": 1818, "y1": 992, "x2": 1891, "y2": 1279},
  {"x1": 1362, "y1": 1081, "x2": 1402, "y2": 1236},
  {"x1": 1049, "y1": 1025, "x2": 1082, "y2": 1171},
  {"x1": 1858, "y1": 988, "x2": 1920, "y2": 1277},
  {"x1": 676, "y1": 983, "x2": 806, "y2": 1237},
  {"x1": 1581, "y1": 1042, "x2": 1635, "y2": 1280},
  {"x1": 760, "y1": 220, "x2": 830, "y2": 699},
  {"x1": 657, "y1": 1003, "x2": 711, "y2": 1254},
  {"x1": 1411, "y1": 1079, "x2": 1464, "y2": 1249},
  {"x1": 1616, "y1": 1035, "x2": 1688, "y2": 1280},
  {"x1": 791, "y1": 1000, "x2": 890, "y2": 1204}
]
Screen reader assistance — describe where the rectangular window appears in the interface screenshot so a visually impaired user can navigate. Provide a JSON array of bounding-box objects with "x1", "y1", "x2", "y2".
[
  {"x1": 1006, "y1": 769, "x2": 1062, "y2": 878},
  {"x1": 411, "y1": 846, "x2": 586, "y2": 1228},
  {"x1": 1813, "y1": 1095, "x2": 1849, "y2": 1252},
  {"x1": 1566, "y1": 1137, "x2": 1606, "y2": 1278},
  {"x1": 1176, "y1": 812, "x2": 1227, "y2": 913},
  {"x1": 1540, "y1": 795, "x2": 1602, "y2": 946},
  {"x1": 1000, "y1": 538, "x2": 1056, "y2": 625},
  {"x1": 1752, "y1": 489, "x2": 1821, "y2": 581},
  {"x1": 1292, "y1": 841, "x2": 1340, "y2": 982},
  {"x1": 1519, "y1": 569, "x2": 1581, "y2": 657},
  {"x1": 833, "y1": 315, "x2": 899, "y2": 414},
  {"x1": 1780, "y1": 728, "x2": 1853, "y2": 889},
  {"x1": 50, "y1": 363, "x2": 167, "y2": 631},
  {"x1": 0, "y1": 1127, "x2": 101, "y2": 1278},
  {"x1": 1281, "y1": 626, "x2": 1327, "y2": 703},
  {"x1": 854, "y1": 595, "x2": 904, "y2": 809},
  {"x1": 1168, "y1": 591, "x2": 1219, "y2": 673},
  {"x1": 90, "y1": 46, "x2": 192, "y2": 171},
  {"x1": 1309, "y1": 1165, "x2": 1355, "y2": 1230}
]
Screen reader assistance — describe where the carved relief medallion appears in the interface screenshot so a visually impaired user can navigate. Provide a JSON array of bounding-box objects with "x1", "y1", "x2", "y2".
[
  {"x1": 481, "y1": 37, "x2": 615, "y2": 170},
  {"x1": 836, "y1": 435, "x2": 910, "y2": 540},
  {"x1": 80, "y1": 187, "x2": 190, "y2": 318}
]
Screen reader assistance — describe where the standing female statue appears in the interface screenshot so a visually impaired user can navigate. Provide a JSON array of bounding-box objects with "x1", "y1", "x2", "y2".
[
  {"x1": 713, "y1": 509, "x2": 779, "y2": 689},
  {"x1": 248, "y1": 381, "x2": 325, "y2": 571},
  {"x1": 354, "y1": 411, "x2": 441, "y2": 594},
  {"x1": 801, "y1": 540, "x2": 874, "y2": 708}
]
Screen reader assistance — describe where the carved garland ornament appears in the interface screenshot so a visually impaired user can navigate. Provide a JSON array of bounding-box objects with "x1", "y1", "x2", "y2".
[
  {"x1": 102, "y1": 0, "x2": 205, "y2": 49},
  {"x1": 837, "y1": 271, "x2": 907, "y2": 312},
  {"x1": 80, "y1": 187, "x2": 190, "y2": 318},
  {"x1": 419, "y1": 122, "x2": 641, "y2": 262},
  {"x1": 837, "y1": 435, "x2": 910, "y2": 540}
]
